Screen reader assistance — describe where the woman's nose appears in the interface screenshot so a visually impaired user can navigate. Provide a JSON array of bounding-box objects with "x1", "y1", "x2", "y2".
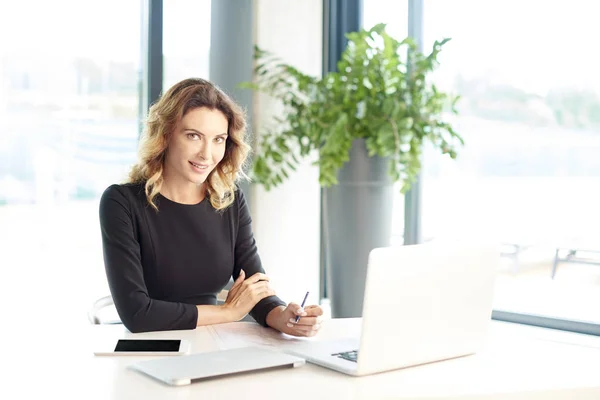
[{"x1": 198, "y1": 142, "x2": 211, "y2": 160}]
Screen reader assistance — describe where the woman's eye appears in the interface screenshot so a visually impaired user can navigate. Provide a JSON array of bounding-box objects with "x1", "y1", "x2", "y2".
[
  {"x1": 187, "y1": 133, "x2": 200, "y2": 140},
  {"x1": 215, "y1": 137, "x2": 226, "y2": 144}
]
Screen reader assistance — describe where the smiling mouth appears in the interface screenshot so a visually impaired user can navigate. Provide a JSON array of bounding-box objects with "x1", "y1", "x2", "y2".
[{"x1": 189, "y1": 161, "x2": 209, "y2": 170}]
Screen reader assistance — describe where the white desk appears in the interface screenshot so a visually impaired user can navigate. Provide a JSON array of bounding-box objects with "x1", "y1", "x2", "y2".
[{"x1": 6, "y1": 319, "x2": 600, "y2": 399}]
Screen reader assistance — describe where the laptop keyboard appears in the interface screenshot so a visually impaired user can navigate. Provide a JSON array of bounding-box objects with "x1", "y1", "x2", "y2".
[{"x1": 333, "y1": 349, "x2": 358, "y2": 363}]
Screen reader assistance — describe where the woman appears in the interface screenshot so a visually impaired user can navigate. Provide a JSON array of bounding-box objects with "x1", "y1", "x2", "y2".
[{"x1": 99, "y1": 78, "x2": 323, "y2": 334}]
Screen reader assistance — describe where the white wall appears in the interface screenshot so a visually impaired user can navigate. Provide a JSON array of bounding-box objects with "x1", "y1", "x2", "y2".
[{"x1": 250, "y1": 0, "x2": 323, "y2": 306}]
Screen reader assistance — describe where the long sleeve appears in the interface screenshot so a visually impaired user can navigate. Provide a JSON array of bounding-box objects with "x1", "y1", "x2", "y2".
[
  {"x1": 99, "y1": 185, "x2": 198, "y2": 333},
  {"x1": 232, "y1": 189, "x2": 286, "y2": 326}
]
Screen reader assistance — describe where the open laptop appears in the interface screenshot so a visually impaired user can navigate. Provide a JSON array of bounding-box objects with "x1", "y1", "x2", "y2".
[{"x1": 286, "y1": 241, "x2": 498, "y2": 376}]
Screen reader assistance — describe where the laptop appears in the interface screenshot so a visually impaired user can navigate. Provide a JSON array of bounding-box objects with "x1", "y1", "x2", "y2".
[
  {"x1": 129, "y1": 346, "x2": 305, "y2": 386},
  {"x1": 286, "y1": 241, "x2": 498, "y2": 376}
]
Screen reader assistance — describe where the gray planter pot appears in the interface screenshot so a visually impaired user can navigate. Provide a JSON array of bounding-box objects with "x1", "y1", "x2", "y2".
[{"x1": 323, "y1": 139, "x2": 394, "y2": 318}]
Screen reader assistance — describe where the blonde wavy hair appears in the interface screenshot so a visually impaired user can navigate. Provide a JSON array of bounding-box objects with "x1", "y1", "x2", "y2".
[{"x1": 128, "y1": 78, "x2": 251, "y2": 211}]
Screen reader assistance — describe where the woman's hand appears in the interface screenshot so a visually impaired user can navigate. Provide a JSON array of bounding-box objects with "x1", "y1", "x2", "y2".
[
  {"x1": 223, "y1": 269, "x2": 276, "y2": 321},
  {"x1": 266, "y1": 303, "x2": 324, "y2": 337}
]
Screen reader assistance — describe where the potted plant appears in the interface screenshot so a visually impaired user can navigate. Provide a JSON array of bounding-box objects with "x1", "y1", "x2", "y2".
[{"x1": 240, "y1": 23, "x2": 462, "y2": 317}]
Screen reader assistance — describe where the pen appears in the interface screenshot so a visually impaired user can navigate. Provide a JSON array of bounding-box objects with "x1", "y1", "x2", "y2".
[{"x1": 295, "y1": 291, "x2": 309, "y2": 323}]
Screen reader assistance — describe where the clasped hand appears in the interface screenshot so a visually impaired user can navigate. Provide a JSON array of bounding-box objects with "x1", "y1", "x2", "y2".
[{"x1": 223, "y1": 269, "x2": 275, "y2": 321}]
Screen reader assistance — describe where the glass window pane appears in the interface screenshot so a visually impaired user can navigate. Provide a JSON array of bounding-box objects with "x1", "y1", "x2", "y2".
[
  {"x1": 363, "y1": 0, "x2": 408, "y2": 38},
  {"x1": 362, "y1": 0, "x2": 409, "y2": 245},
  {"x1": 163, "y1": 0, "x2": 211, "y2": 88},
  {"x1": 422, "y1": 0, "x2": 600, "y2": 324},
  {"x1": 0, "y1": 0, "x2": 141, "y2": 325}
]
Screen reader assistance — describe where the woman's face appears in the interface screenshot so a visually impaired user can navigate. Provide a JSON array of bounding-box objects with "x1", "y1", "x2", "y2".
[{"x1": 164, "y1": 107, "x2": 229, "y2": 186}]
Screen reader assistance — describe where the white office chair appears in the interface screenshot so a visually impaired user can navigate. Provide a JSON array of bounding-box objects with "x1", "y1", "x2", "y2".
[{"x1": 88, "y1": 295, "x2": 121, "y2": 325}]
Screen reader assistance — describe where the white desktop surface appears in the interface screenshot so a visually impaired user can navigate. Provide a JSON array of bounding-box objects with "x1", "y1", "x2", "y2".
[{"x1": 7, "y1": 318, "x2": 600, "y2": 399}]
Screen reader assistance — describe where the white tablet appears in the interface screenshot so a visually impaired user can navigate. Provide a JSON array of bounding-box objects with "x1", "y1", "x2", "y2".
[
  {"x1": 130, "y1": 346, "x2": 306, "y2": 385},
  {"x1": 94, "y1": 339, "x2": 190, "y2": 356}
]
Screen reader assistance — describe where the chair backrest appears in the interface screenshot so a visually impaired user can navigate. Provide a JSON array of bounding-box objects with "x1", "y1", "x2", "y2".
[{"x1": 88, "y1": 295, "x2": 121, "y2": 325}]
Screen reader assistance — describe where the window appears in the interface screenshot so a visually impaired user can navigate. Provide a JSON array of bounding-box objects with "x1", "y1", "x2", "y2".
[
  {"x1": 362, "y1": 0, "x2": 409, "y2": 245},
  {"x1": 363, "y1": 0, "x2": 408, "y2": 40},
  {"x1": 163, "y1": 0, "x2": 211, "y2": 89},
  {"x1": 422, "y1": 0, "x2": 600, "y2": 324},
  {"x1": 0, "y1": 0, "x2": 141, "y2": 324}
]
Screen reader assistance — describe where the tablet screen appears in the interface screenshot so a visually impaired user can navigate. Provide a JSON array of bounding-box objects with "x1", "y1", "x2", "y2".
[{"x1": 114, "y1": 339, "x2": 181, "y2": 352}]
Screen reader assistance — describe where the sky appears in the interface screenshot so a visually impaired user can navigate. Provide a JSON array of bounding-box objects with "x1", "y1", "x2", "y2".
[
  {"x1": 0, "y1": 0, "x2": 211, "y2": 62},
  {"x1": 363, "y1": 0, "x2": 600, "y2": 94}
]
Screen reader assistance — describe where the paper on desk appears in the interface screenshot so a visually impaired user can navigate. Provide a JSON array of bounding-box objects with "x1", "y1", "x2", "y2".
[{"x1": 208, "y1": 322, "x2": 315, "y2": 350}]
